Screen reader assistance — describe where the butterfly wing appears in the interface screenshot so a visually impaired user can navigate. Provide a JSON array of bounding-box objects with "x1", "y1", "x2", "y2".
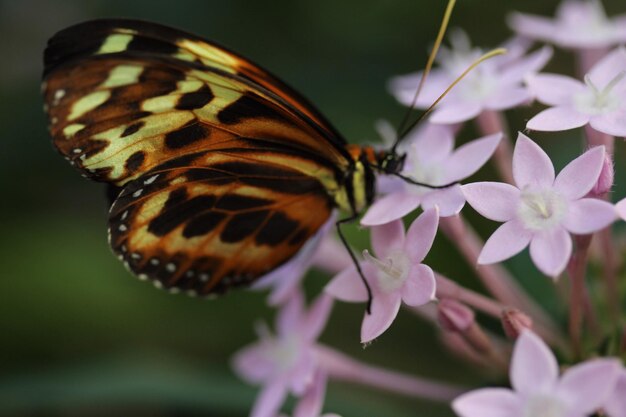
[
  {"x1": 109, "y1": 150, "x2": 333, "y2": 295},
  {"x1": 42, "y1": 19, "x2": 353, "y2": 293},
  {"x1": 43, "y1": 18, "x2": 351, "y2": 186}
]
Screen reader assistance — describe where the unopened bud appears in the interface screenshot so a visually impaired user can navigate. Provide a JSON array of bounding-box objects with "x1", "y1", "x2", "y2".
[
  {"x1": 501, "y1": 308, "x2": 533, "y2": 340},
  {"x1": 438, "y1": 299, "x2": 475, "y2": 332},
  {"x1": 589, "y1": 151, "x2": 614, "y2": 197}
]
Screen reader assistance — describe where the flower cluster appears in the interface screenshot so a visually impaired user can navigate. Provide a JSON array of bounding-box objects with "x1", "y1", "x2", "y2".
[{"x1": 230, "y1": 1, "x2": 626, "y2": 416}]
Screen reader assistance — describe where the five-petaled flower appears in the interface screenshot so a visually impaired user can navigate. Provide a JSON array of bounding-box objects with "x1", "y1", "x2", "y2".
[
  {"x1": 390, "y1": 30, "x2": 552, "y2": 124},
  {"x1": 526, "y1": 47, "x2": 626, "y2": 137},
  {"x1": 326, "y1": 208, "x2": 438, "y2": 343},
  {"x1": 509, "y1": 0, "x2": 626, "y2": 49},
  {"x1": 462, "y1": 133, "x2": 616, "y2": 277},
  {"x1": 361, "y1": 123, "x2": 501, "y2": 225},
  {"x1": 453, "y1": 330, "x2": 622, "y2": 417},
  {"x1": 232, "y1": 292, "x2": 333, "y2": 417}
]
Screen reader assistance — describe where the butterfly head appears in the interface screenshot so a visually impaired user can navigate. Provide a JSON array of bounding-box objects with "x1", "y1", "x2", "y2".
[{"x1": 376, "y1": 150, "x2": 406, "y2": 175}]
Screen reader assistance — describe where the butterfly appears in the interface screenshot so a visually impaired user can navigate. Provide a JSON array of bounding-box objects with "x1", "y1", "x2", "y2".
[{"x1": 42, "y1": 18, "x2": 415, "y2": 298}]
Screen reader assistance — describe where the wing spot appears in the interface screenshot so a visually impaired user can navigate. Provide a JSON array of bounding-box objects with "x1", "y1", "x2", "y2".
[
  {"x1": 199, "y1": 273, "x2": 209, "y2": 282},
  {"x1": 120, "y1": 244, "x2": 127, "y2": 252},
  {"x1": 121, "y1": 210, "x2": 129, "y2": 221},
  {"x1": 118, "y1": 224, "x2": 128, "y2": 232},
  {"x1": 186, "y1": 289, "x2": 198, "y2": 297},
  {"x1": 131, "y1": 253, "x2": 141, "y2": 260},
  {"x1": 169, "y1": 287, "x2": 181, "y2": 294},
  {"x1": 166, "y1": 263, "x2": 176, "y2": 272},
  {"x1": 186, "y1": 270, "x2": 195, "y2": 277},
  {"x1": 53, "y1": 89, "x2": 65, "y2": 105},
  {"x1": 72, "y1": 148, "x2": 82, "y2": 154},
  {"x1": 143, "y1": 174, "x2": 159, "y2": 185},
  {"x1": 132, "y1": 188, "x2": 143, "y2": 198},
  {"x1": 138, "y1": 274, "x2": 148, "y2": 281},
  {"x1": 153, "y1": 281, "x2": 164, "y2": 289},
  {"x1": 150, "y1": 258, "x2": 160, "y2": 266}
]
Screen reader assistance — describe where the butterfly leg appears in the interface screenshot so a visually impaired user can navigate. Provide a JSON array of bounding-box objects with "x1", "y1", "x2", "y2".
[{"x1": 335, "y1": 215, "x2": 373, "y2": 314}]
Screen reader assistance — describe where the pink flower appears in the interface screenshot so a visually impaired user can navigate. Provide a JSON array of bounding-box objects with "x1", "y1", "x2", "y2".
[
  {"x1": 390, "y1": 30, "x2": 552, "y2": 124},
  {"x1": 509, "y1": 0, "x2": 626, "y2": 49},
  {"x1": 605, "y1": 368, "x2": 626, "y2": 417},
  {"x1": 326, "y1": 208, "x2": 438, "y2": 343},
  {"x1": 453, "y1": 331, "x2": 622, "y2": 417},
  {"x1": 232, "y1": 292, "x2": 333, "y2": 417},
  {"x1": 361, "y1": 123, "x2": 501, "y2": 225},
  {"x1": 526, "y1": 47, "x2": 626, "y2": 136},
  {"x1": 462, "y1": 133, "x2": 615, "y2": 277}
]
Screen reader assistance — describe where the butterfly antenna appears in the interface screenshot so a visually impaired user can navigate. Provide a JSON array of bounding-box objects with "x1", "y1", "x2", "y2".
[
  {"x1": 393, "y1": 0, "x2": 456, "y2": 152},
  {"x1": 396, "y1": 47, "x2": 507, "y2": 141}
]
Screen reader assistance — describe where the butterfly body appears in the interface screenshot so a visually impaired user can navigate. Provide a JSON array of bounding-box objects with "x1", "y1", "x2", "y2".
[{"x1": 43, "y1": 19, "x2": 403, "y2": 295}]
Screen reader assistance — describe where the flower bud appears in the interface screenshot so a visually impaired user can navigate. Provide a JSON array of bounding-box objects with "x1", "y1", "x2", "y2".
[
  {"x1": 438, "y1": 299, "x2": 475, "y2": 332},
  {"x1": 589, "y1": 151, "x2": 614, "y2": 197},
  {"x1": 501, "y1": 308, "x2": 533, "y2": 340}
]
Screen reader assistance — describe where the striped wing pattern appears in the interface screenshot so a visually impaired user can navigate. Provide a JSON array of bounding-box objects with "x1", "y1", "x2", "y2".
[{"x1": 42, "y1": 19, "x2": 349, "y2": 294}]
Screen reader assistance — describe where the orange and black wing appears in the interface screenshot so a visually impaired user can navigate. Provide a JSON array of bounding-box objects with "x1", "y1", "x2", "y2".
[
  {"x1": 42, "y1": 19, "x2": 351, "y2": 294},
  {"x1": 109, "y1": 150, "x2": 333, "y2": 295}
]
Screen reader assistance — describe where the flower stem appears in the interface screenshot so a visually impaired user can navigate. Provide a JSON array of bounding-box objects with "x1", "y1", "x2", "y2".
[
  {"x1": 316, "y1": 345, "x2": 466, "y2": 401},
  {"x1": 566, "y1": 234, "x2": 593, "y2": 359},
  {"x1": 435, "y1": 273, "x2": 504, "y2": 318},
  {"x1": 476, "y1": 110, "x2": 514, "y2": 184},
  {"x1": 440, "y1": 214, "x2": 567, "y2": 350}
]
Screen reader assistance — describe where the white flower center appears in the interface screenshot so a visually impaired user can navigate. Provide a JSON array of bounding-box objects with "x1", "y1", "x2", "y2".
[
  {"x1": 264, "y1": 332, "x2": 302, "y2": 373},
  {"x1": 363, "y1": 249, "x2": 410, "y2": 292},
  {"x1": 574, "y1": 72, "x2": 625, "y2": 115},
  {"x1": 517, "y1": 189, "x2": 568, "y2": 231},
  {"x1": 524, "y1": 395, "x2": 566, "y2": 417},
  {"x1": 458, "y1": 70, "x2": 498, "y2": 101},
  {"x1": 403, "y1": 160, "x2": 445, "y2": 195}
]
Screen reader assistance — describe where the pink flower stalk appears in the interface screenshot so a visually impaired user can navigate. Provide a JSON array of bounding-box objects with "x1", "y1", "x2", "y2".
[
  {"x1": 509, "y1": 0, "x2": 626, "y2": 49},
  {"x1": 326, "y1": 208, "x2": 438, "y2": 343},
  {"x1": 605, "y1": 368, "x2": 626, "y2": 417},
  {"x1": 389, "y1": 30, "x2": 553, "y2": 124},
  {"x1": 361, "y1": 123, "x2": 501, "y2": 225},
  {"x1": 232, "y1": 292, "x2": 333, "y2": 417},
  {"x1": 453, "y1": 331, "x2": 622, "y2": 417},
  {"x1": 462, "y1": 133, "x2": 616, "y2": 277},
  {"x1": 526, "y1": 47, "x2": 626, "y2": 137}
]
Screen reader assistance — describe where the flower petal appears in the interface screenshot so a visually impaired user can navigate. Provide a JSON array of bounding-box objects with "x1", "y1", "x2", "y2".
[
  {"x1": 484, "y1": 86, "x2": 532, "y2": 110},
  {"x1": 303, "y1": 294, "x2": 334, "y2": 341},
  {"x1": 360, "y1": 291, "x2": 402, "y2": 343},
  {"x1": 371, "y1": 219, "x2": 405, "y2": 258},
  {"x1": 324, "y1": 265, "x2": 369, "y2": 302},
  {"x1": 510, "y1": 331, "x2": 559, "y2": 396},
  {"x1": 508, "y1": 12, "x2": 559, "y2": 44},
  {"x1": 420, "y1": 185, "x2": 466, "y2": 217},
  {"x1": 616, "y1": 197, "x2": 626, "y2": 220},
  {"x1": 360, "y1": 192, "x2": 421, "y2": 226},
  {"x1": 277, "y1": 290, "x2": 305, "y2": 335},
  {"x1": 452, "y1": 388, "x2": 521, "y2": 417},
  {"x1": 401, "y1": 264, "x2": 436, "y2": 306},
  {"x1": 293, "y1": 371, "x2": 328, "y2": 417},
  {"x1": 526, "y1": 106, "x2": 590, "y2": 132},
  {"x1": 525, "y1": 73, "x2": 584, "y2": 106},
  {"x1": 590, "y1": 107, "x2": 626, "y2": 137},
  {"x1": 429, "y1": 101, "x2": 483, "y2": 124},
  {"x1": 512, "y1": 133, "x2": 555, "y2": 189},
  {"x1": 251, "y1": 380, "x2": 288, "y2": 417},
  {"x1": 478, "y1": 219, "x2": 532, "y2": 264},
  {"x1": 562, "y1": 198, "x2": 616, "y2": 234},
  {"x1": 462, "y1": 182, "x2": 521, "y2": 222},
  {"x1": 232, "y1": 341, "x2": 276, "y2": 384},
  {"x1": 499, "y1": 45, "x2": 553, "y2": 84},
  {"x1": 444, "y1": 133, "x2": 502, "y2": 182},
  {"x1": 556, "y1": 359, "x2": 622, "y2": 413},
  {"x1": 587, "y1": 47, "x2": 626, "y2": 88},
  {"x1": 390, "y1": 70, "x2": 451, "y2": 108},
  {"x1": 553, "y1": 145, "x2": 606, "y2": 200},
  {"x1": 529, "y1": 227, "x2": 572, "y2": 277},
  {"x1": 405, "y1": 207, "x2": 439, "y2": 264},
  {"x1": 406, "y1": 123, "x2": 455, "y2": 164},
  {"x1": 605, "y1": 370, "x2": 626, "y2": 417}
]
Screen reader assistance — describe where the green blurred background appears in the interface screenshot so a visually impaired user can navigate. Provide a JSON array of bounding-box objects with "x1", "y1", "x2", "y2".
[{"x1": 2, "y1": 0, "x2": 625, "y2": 416}]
